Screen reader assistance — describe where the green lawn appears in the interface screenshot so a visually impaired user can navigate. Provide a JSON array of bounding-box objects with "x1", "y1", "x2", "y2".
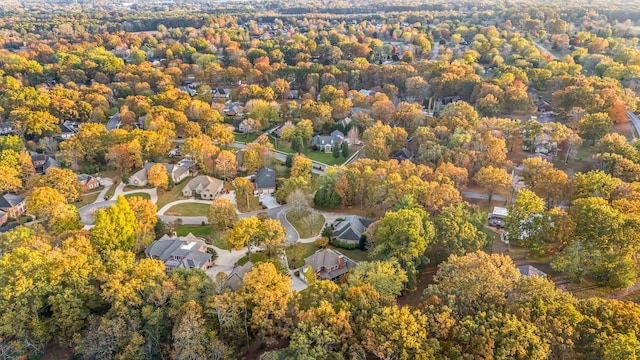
[
  {"x1": 164, "y1": 203, "x2": 210, "y2": 216},
  {"x1": 328, "y1": 246, "x2": 369, "y2": 262},
  {"x1": 286, "y1": 212, "x2": 325, "y2": 239},
  {"x1": 285, "y1": 242, "x2": 319, "y2": 269},
  {"x1": 175, "y1": 225, "x2": 229, "y2": 249},
  {"x1": 103, "y1": 182, "x2": 118, "y2": 201},
  {"x1": 237, "y1": 251, "x2": 268, "y2": 266},
  {"x1": 73, "y1": 191, "x2": 101, "y2": 208},
  {"x1": 234, "y1": 132, "x2": 259, "y2": 143},
  {"x1": 269, "y1": 137, "x2": 350, "y2": 166},
  {"x1": 124, "y1": 192, "x2": 151, "y2": 200},
  {"x1": 156, "y1": 180, "x2": 189, "y2": 208},
  {"x1": 237, "y1": 194, "x2": 263, "y2": 213}
]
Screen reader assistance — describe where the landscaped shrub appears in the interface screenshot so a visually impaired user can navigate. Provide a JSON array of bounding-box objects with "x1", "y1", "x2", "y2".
[{"x1": 329, "y1": 239, "x2": 358, "y2": 250}]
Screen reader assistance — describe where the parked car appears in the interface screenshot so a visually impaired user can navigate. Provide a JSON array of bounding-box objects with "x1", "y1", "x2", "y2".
[{"x1": 488, "y1": 218, "x2": 505, "y2": 228}]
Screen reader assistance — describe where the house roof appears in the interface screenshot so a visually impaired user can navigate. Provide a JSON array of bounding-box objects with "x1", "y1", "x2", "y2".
[
  {"x1": 304, "y1": 249, "x2": 357, "y2": 280},
  {"x1": 391, "y1": 147, "x2": 413, "y2": 162},
  {"x1": 106, "y1": 112, "x2": 121, "y2": 131},
  {"x1": 491, "y1": 207, "x2": 509, "y2": 218},
  {"x1": 517, "y1": 265, "x2": 547, "y2": 277},
  {"x1": 226, "y1": 261, "x2": 254, "y2": 291},
  {"x1": 77, "y1": 174, "x2": 95, "y2": 183},
  {"x1": 184, "y1": 175, "x2": 224, "y2": 195},
  {"x1": 255, "y1": 167, "x2": 276, "y2": 189},
  {"x1": 333, "y1": 215, "x2": 373, "y2": 242},
  {"x1": 0, "y1": 194, "x2": 25, "y2": 209},
  {"x1": 145, "y1": 233, "x2": 211, "y2": 270},
  {"x1": 312, "y1": 130, "x2": 344, "y2": 147}
]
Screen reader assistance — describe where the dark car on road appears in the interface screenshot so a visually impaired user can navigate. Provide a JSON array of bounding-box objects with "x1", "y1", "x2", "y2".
[{"x1": 488, "y1": 218, "x2": 505, "y2": 228}]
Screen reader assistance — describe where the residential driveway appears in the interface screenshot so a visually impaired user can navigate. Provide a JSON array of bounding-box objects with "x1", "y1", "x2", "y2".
[
  {"x1": 94, "y1": 178, "x2": 114, "y2": 203},
  {"x1": 290, "y1": 271, "x2": 308, "y2": 291},
  {"x1": 204, "y1": 245, "x2": 253, "y2": 277},
  {"x1": 79, "y1": 200, "x2": 116, "y2": 225},
  {"x1": 259, "y1": 194, "x2": 280, "y2": 209}
]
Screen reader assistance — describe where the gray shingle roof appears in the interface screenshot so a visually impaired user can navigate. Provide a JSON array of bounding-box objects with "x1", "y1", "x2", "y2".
[
  {"x1": 145, "y1": 233, "x2": 211, "y2": 270},
  {"x1": 333, "y1": 215, "x2": 373, "y2": 242},
  {"x1": 304, "y1": 249, "x2": 357, "y2": 280},
  {"x1": 255, "y1": 167, "x2": 276, "y2": 189},
  {"x1": 517, "y1": 265, "x2": 547, "y2": 278},
  {"x1": 226, "y1": 261, "x2": 254, "y2": 291},
  {"x1": 0, "y1": 194, "x2": 25, "y2": 209}
]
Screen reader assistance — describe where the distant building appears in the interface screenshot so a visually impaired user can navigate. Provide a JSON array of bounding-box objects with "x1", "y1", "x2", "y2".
[
  {"x1": 78, "y1": 174, "x2": 100, "y2": 191},
  {"x1": 212, "y1": 88, "x2": 232, "y2": 99},
  {"x1": 254, "y1": 167, "x2": 276, "y2": 195},
  {"x1": 106, "y1": 112, "x2": 121, "y2": 131},
  {"x1": 182, "y1": 175, "x2": 224, "y2": 200},
  {"x1": 223, "y1": 102, "x2": 244, "y2": 116},
  {"x1": 517, "y1": 264, "x2": 547, "y2": 278},
  {"x1": 129, "y1": 161, "x2": 192, "y2": 187},
  {"x1": 30, "y1": 152, "x2": 59, "y2": 174},
  {"x1": 490, "y1": 206, "x2": 509, "y2": 220},
  {"x1": 312, "y1": 130, "x2": 344, "y2": 152},
  {"x1": 391, "y1": 147, "x2": 414, "y2": 162},
  {"x1": 57, "y1": 120, "x2": 79, "y2": 139},
  {"x1": 145, "y1": 233, "x2": 213, "y2": 271},
  {"x1": 304, "y1": 249, "x2": 357, "y2": 281},
  {"x1": 0, "y1": 122, "x2": 14, "y2": 135},
  {"x1": 332, "y1": 215, "x2": 374, "y2": 244},
  {"x1": 0, "y1": 194, "x2": 26, "y2": 219},
  {"x1": 226, "y1": 261, "x2": 254, "y2": 291}
]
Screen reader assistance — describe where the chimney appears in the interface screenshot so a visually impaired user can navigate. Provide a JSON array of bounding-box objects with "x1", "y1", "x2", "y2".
[{"x1": 337, "y1": 255, "x2": 345, "y2": 269}]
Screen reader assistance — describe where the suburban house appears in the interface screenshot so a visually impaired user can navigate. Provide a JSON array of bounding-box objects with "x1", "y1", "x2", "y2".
[
  {"x1": 304, "y1": 249, "x2": 357, "y2": 281},
  {"x1": 129, "y1": 161, "x2": 192, "y2": 187},
  {"x1": 225, "y1": 261, "x2": 254, "y2": 291},
  {"x1": 106, "y1": 112, "x2": 121, "y2": 131},
  {"x1": 182, "y1": 175, "x2": 224, "y2": 199},
  {"x1": 78, "y1": 174, "x2": 100, "y2": 191},
  {"x1": 145, "y1": 233, "x2": 213, "y2": 271},
  {"x1": 0, "y1": 194, "x2": 26, "y2": 219},
  {"x1": 332, "y1": 215, "x2": 374, "y2": 244},
  {"x1": 223, "y1": 101, "x2": 244, "y2": 116},
  {"x1": 232, "y1": 118, "x2": 254, "y2": 134},
  {"x1": 30, "y1": 152, "x2": 60, "y2": 174},
  {"x1": 0, "y1": 121, "x2": 14, "y2": 135},
  {"x1": 287, "y1": 90, "x2": 300, "y2": 99},
  {"x1": 391, "y1": 147, "x2": 414, "y2": 162},
  {"x1": 212, "y1": 88, "x2": 232, "y2": 99},
  {"x1": 254, "y1": 167, "x2": 276, "y2": 195},
  {"x1": 312, "y1": 130, "x2": 345, "y2": 152},
  {"x1": 57, "y1": 120, "x2": 79, "y2": 139},
  {"x1": 517, "y1": 264, "x2": 547, "y2": 278},
  {"x1": 0, "y1": 210, "x2": 7, "y2": 227}
]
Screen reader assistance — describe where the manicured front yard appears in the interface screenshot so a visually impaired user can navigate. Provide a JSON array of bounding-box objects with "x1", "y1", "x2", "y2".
[
  {"x1": 269, "y1": 137, "x2": 351, "y2": 166},
  {"x1": 234, "y1": 132, "x2": 259, "y2": 143},
  {"x1": 156, "y1": 180, "x2": 189, "y2": 208},
  {"x1": 73, "y1": 191, "x2": 101, "y2": 208},
  {"x1": 164, "y1": 202, "x2": 210, "y2": 216},
  {"x1": 328, "y1": 246, "x2": 369, "y2": 262},
  {"x1": 124, "y1": 192, "x2": 151, "y2": 200},
  {"x1": 174, "y1": 225, "x2": 229, "y2": 249},
  {"x1": 286, "y1": 211, "x2": 325, "y2": 239}
]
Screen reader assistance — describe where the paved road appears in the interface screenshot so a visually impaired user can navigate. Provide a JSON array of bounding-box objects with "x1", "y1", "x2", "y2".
[
  {"x1": 430, "y1": 42, "x2": 440, "y2": 61},
  {"x1": 627, "y1": 111, "x2": 640, "y2": 139},
  {"x1": 79, "y1": 200, "x2": 116, "y2": 225},
  {"x1": 461, "y1": 190, "x2": 507, "y2": 203},
  {"x1": 533, "y1": 41, "x2": 558, "y2": 60},
  {"x1": 110, "y1": 182, "x2": 159, "y2": 203}
]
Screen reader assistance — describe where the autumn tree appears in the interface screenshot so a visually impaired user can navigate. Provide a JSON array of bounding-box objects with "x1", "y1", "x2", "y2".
[
  {"x1": 147, "y1": 163, "x2": 169, "y2": 190},
  {"x1": 90, "y1": 195, "x2": 138, "y2": 253},
  {"x1": 243, "y1": 262, "x2": 292, "y2": 339},
  {"x1": 215, "y1": 150, "x2": 238, "y2": 181},
  {"x1": 347, "y1": 260, "x2": 408, "y2": 297},
  {"x1": 372, "y1": 207, "x2": 435, "y2": 289},
  {"x1": 578, "y1": 113, "x2": 612, "y2": 145},
  {"x1": 208, "y1": 198, "x2": 238, "y2": 232},
  {"x1": 233, "y1": 177, "x2": 253, "y2": 212},
  {"x1": 473, "y1": 165, "x2": 511, "y2": 205},
  {"x1": 434, "y1": 203, "x2": 487, "y2": 256},
  {"x1": 127, "y1": 196, "x2": 158, "y2": 254}
]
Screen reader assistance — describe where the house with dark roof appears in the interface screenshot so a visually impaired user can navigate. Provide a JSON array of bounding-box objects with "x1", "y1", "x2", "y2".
[
  {"x1": 232, "y1": 118, "x2": 254, "y2": 134},
  {"x1": 0, "y1": 194, "x2": 26, "y2": 219},
  {"x1": 212, "y1": 88, "x2": 232, "y2": 99},
  {"x1": 332, "y1": 215, "x2": 374, "y2": 244},
  {"x1": 0, "y1": 121, "x2": 14, "y2": 135},
  {"x1": 225, "y1": 261, "x2": 254, "y2": 291},
  {"x1": 30, "y1": 152, "x2": 60, "y2": 174},
  {"x1": 223, "y1": 102, "x2": 244, "y2": 116},
  {"x1": 304, "y1": 249, "x2": 357, "y2": 281},
  {"x1": 517, "y1": 264, "x2": 547, "y2": 278},
  {"x1": 145, "y1": 233, "x2": 213, "y2": 271},
  {"x1": 178, "y1": 86, "x2": 197, "y2": 97},
  {"x1": 182, "y1": 175, "x2": 224, "y2": 199},
  {"x1": 287, "y1": 90, "x2": 300, "y2": 99},
  {"x1": 78, "y1": 174, "x2": 100, "y2": 191},
  {"x1": 255, "y1": 167, "x2": 276, "y2": 195},
  {"x1": 391, "y1": 147, "x2": 414, "y2": 162},
  {"x1": 57, "y1": 120, "x2": 79, "y2": 139},
  {"x1": 312, "y1": 130, "x2": 344, "y2": 152}
]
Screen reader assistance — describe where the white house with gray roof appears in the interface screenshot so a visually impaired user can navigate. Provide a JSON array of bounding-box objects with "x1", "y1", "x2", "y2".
[
  {"x1": 145, "y1": 233, "x2": 213, "y2": 271},
  {"x1": 312, "y1": 130, "x2": 344, "y2": 152},
  {"x1": 182, "y1": 175, "x2": 224, "y2": 199},
  {"x1": 332, "y1": 215, "x2": 374, "y2": 244}
]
